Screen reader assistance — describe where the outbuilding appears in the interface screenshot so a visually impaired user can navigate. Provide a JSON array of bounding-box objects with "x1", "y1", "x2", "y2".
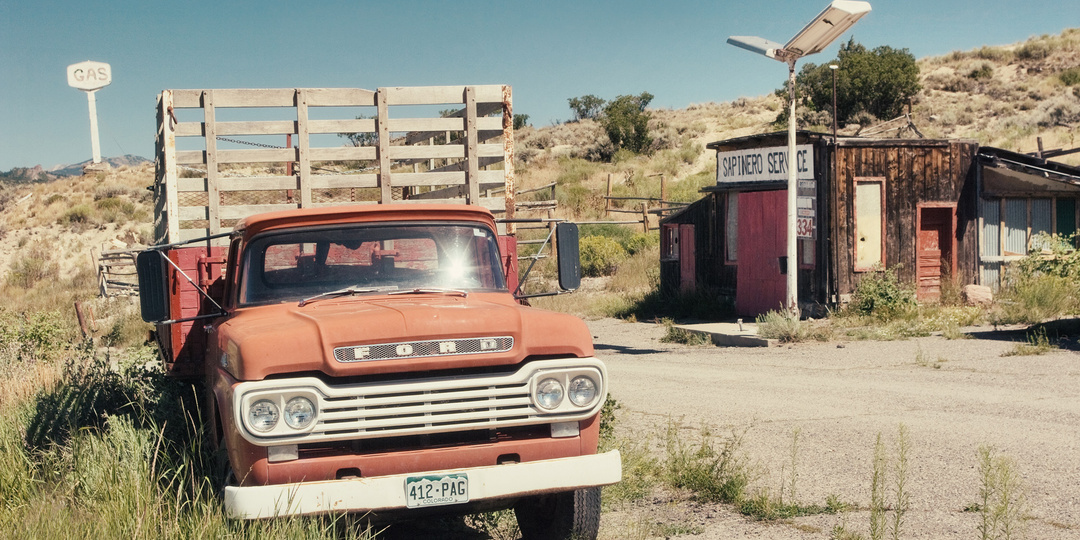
[{"x1": 660, "y1": 131, "x2": 1080, "y2": 317}]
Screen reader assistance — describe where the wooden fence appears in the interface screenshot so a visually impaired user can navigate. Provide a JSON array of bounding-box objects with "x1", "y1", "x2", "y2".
[{"x1": 154, "y1": 85, "x2": 515, "y2": 244}]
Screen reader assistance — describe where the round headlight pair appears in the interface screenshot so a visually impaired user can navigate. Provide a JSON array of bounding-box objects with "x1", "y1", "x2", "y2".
[
  {"x1": 248, "y1": 396, "x2": 316, "y2": 433},
  {"x1": 535, "y1": 375, "x2": 598, "y2": 410}
]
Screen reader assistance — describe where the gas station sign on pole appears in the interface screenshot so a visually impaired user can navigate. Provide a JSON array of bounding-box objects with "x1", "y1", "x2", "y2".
[{"x1": 67, "y1": 60, "x2": 112, "y2": 164}]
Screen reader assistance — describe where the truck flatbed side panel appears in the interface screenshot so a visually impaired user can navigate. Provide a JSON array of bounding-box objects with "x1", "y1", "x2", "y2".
[
  {"x1": 155, "y1": 86, "x2": 515, "y2": 246},
  {"x1": 161, "y1": 246, "x2": 226, "y2": 375}
]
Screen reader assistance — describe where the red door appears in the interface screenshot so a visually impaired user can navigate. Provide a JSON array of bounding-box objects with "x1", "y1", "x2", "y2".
[
  {"x1": 736, "y1": 190, "x2": 786, "y2": 316},
  {"x1": 917, "y1": 206, "x2": 955, "y2": 301},
  {"x1": 679, "y1": 224, "x2": 696, "y2": 292}
]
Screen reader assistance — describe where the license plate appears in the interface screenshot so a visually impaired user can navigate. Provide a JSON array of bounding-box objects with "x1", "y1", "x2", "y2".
[{"x1": 405, "y1": 473, "x2": 469, "y2": 508}]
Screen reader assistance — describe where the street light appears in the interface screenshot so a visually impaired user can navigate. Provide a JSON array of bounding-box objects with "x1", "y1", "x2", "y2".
[{"x1": 728, "y1": 0, "x2": 871, "y2": 315}]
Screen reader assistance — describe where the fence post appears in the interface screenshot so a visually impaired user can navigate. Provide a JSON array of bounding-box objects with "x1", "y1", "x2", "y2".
[
  {"x1": 606, "y1": 174, "x2": 613, "y2": 217},
  {"x1": 641, "y1": 203, "x2": 649, "y2": 232}
]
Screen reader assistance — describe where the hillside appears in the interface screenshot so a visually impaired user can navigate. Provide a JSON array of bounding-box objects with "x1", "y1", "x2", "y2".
[{"x1": 0, "y1": 29, "x2": 1076, "y2": 297}]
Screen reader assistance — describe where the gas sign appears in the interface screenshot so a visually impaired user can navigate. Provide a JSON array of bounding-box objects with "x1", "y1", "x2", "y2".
[{"x1": 67, "y1": 61, "x2": 112, "y2": 91}]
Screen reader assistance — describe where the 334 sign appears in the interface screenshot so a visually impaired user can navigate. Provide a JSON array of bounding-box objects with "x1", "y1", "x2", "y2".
[{"x1": 797, "y1": 217, "x2": 815, "y2": 239}]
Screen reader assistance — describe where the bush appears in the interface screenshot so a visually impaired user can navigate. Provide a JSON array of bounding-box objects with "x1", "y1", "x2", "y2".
[
  {"x1": 848, "y1": 267, "x2": 916, "y2": 321},
  {"x1": 579, "y1": 236, "x2": 627, "y2": 277},
  {"x1": 1059, "y1": 67, "x2": 1080, "y2": 87},
  {"x1": 601, "y1": 92, "x2": 654, "y2": 155},
  {"x1": 785, "y1": 39, "x2": 920, "y2": 127},
  {"x1": 968, "y1": 64, "x2": 994, "y2": 80},
  {"x1": 567, "y1": 95, "x2": 606, "y2": 121},
  {"x1": 5, "y1": 246, "x2": 58, "y2": 289}
]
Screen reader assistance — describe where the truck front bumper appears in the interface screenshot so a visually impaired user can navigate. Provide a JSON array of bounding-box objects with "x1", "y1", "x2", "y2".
[{"x1": 224, "y1": 450, "x2": 622, "y2": 519}]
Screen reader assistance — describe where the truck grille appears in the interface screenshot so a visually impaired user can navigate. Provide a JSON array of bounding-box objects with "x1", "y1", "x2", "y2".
[
  {"x1": 333, "y1": 336, "x2": 514, "y2": 363},
  {"x1": 234, "y1": 358, "x2": 605, "y2": 446}
]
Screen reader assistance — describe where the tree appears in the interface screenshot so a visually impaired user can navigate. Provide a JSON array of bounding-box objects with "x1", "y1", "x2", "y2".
[
  {"x1": 567, "y1": 95, "x2": 606, "y2": 121},
  {"x1": 779, "y1": 39, "x2": 921, "y2": 127},
  {"x1": 600, "y1": 92, "x2": 654, "y2": 154},
  {"x1": 513, "y1": 113, "x2": 530, "y2": 130}
]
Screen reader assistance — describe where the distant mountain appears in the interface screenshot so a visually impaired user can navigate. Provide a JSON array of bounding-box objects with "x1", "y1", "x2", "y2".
[{"x1": 47, "y1": 155, "x2": 151, "y2": 177}]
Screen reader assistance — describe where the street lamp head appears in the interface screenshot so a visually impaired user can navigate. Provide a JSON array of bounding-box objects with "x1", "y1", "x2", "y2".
[
  {"x1": 829, "y1": 64, "x2": 839, "y2": 70},
  {"x1": 784, "y1": 0, "x2": 871, "y2": 57}
]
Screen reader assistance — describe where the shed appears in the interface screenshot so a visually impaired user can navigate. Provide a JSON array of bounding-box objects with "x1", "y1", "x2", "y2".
[
  {"x1": 661, "y1": 132, "x2": 1080, "y2": 317},
  {"x1": 660, "y1": 131, "x2": 979, "y2": 316}
]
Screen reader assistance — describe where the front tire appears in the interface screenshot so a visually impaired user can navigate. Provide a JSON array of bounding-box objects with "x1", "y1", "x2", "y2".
[{"x1": 514, "y1": 487, "x2": 601, "y2": 540}]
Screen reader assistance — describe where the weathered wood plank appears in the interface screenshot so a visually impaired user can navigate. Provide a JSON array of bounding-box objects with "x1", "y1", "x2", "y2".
[
  {"x1": 383, "y1": 85, "x2": 505, "y2": 105},
  {"x1": 296, "y1": 89, "x2": 313, "y2": 208},
  {"x1": 171, "y1": 88, "x2": 379, "y2": 108},
  {"x1": 465, "y1": 87, "x2": 480, "y2": 204},
  {"x1": 376, "y1": 89, "x2": 392, "y2": 202},
  {"x1": 203, "y1": 91, "x2": 221, "y2": 235}
]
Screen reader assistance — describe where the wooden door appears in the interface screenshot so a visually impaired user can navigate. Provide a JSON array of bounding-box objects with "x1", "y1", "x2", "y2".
[
  {"x1": 678, "y1": 224, "x2": 696, "y2": 292},
  {"x1": 917, "y1": 206, "x2": 955, "y2": 301},
  {"x1": 736, "y1": 190, "x2": 786, "y2": 316}
]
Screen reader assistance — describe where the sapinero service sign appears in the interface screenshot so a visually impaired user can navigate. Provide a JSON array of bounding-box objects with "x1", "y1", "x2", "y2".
[{"x1": 717, "y1": 144, "x2": 814, "y2": 183}]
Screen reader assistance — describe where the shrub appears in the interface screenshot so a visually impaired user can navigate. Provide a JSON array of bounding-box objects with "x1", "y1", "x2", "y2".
[
  {"x1": 579, "y1": 236, "x2": 627, "y2": 277},
  {"x1": 848, "y1": 267, "x2": 916, "y2": 321},
  {"x1": 1016, "y1": 40, "x2": 1050, "y2": 60},
  {"x1": 601, "y1": 92, "x2": 654, "y2": 155},
  {"x1": 567, "y1": 95, "x2": 606, "y2": 121},
  {"x1": 968, "y1": 64, "x2": 994, "y2": 80},
  {"x1": 1059, "y1": 67, "x2": 1080, "y2": 87},
  {"x1": 5, "y1": 246, "x2": 58, "y2": 289}
]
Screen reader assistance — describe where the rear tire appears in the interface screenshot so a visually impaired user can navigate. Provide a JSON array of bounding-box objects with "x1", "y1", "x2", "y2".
[{"x1": 515, "y1": 487, "x2": 601, "y2": 540}]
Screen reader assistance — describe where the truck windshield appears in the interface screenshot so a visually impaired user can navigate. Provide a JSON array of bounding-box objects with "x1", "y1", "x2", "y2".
[{"x1": 238, "y1": 223, "x2": 506, "y2": 306}]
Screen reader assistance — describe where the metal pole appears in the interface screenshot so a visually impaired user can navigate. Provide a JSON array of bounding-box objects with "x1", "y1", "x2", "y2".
[
  {"x1": 786, "y1": 60, "x2": 798, "y2": 315},
  {"x1": 87, "y1": 90, "x2": 102, "y2": 164},
  {"x1": 831, "y1": 65, "x2": 839, "y2": 140}
]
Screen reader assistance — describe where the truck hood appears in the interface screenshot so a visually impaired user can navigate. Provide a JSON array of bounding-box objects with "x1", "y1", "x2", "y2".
[{"x1": 215, "y1": 293, "x2": 594, "y2": 381}]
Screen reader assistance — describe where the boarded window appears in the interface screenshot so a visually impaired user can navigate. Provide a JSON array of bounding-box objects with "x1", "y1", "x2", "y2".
[{"x1": 854, "y1": 178, "x2": 885, "y2": 271}]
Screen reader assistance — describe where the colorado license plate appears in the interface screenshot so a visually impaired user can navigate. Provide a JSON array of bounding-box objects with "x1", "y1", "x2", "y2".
[{"x1": 405, "y1": 473, "x2": 469, "y2": 508}]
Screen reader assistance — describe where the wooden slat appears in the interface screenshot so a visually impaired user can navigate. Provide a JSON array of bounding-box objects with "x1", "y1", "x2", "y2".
[
  {"x1": 465, "y1": 87, "x2": 480, "y2": 204},
  {"x1": 161, "y1": 90, "x2": 181, "y2": 243},
  {"x1": 296, "y1": 89, "x2": 313, "y2": 207},
  {"x1": 203, "y1": 91, "x2": 221, "y2": 235},
  {"x1": 171, "y1": 88, "x2": 379, "y2": 108},
  {"x1": 309, "y1": 118, "x2": 375, "y2": 135},
  {"x1": 407, "y1": 183, "x2": 507, "y2": 200},
  {"x1": 376, "y1": 89, "x2": 392, "y2": 202},
  {"x1": 383, "y1": 85, "x2": 504, "y2": 105},
  {"x1": 308, "y1": 147, "x2": 377, "y2": 161},
  {"x1": 501, "y1": 84, "x2": 516, "y2": 226},
  {"x1": 391, "y1": 170, "x2": 506, "y2": 187},
  {"x1": 177, "y1": 174, "x2": 379, "y2": 192}
]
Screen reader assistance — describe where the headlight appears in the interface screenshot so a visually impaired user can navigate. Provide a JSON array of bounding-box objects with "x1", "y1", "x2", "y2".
[
  {"x1": 535, "y1": 378, "x2": 564, "y2": 410},
  {"x1": 568, "y1": 376, "x2": 598, "y2": 407},
  {"x1": 248, "y1": 399, "x2": 280, "y2": 432},
  {"x1": 284, "y1": 397, "x2": 316, "y2": 429}
]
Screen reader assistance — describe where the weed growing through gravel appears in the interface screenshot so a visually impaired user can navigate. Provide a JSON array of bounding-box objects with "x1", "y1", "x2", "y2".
[
  {"x1": 865, "y1": 425, "x2": 912, "y2": 540},
  {"x1": 973, "y1": 445, "x2": 1027, "y2": 540},
  {"x1": 1002, "y1": 327, "x2": 1058, "y2": 357},
  {"x1": 658, "y1": 318, "x2": 711, "y2": 345}
]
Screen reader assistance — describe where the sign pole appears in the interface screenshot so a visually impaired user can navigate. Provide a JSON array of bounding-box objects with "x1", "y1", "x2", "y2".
[
  {"x1": 66, "y1": 60, "x2": 112, "y2": 167},
  {"x1": 786, "y1": 60, "x2": 798, "y2": 315},
  {"x1": 87, "y1": 89, "x2": 102, "y2": 164}
]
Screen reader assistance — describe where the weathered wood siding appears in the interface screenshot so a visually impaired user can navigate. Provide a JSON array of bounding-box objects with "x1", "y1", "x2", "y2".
[{"x1": 832, "y1": 140, "x2": 978, "y2": 296}]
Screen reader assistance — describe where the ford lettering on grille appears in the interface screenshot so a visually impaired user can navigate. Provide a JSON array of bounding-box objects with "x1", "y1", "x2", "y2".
[{"x1": 334, "y1": 336, "x2": 514, "y2": 363}]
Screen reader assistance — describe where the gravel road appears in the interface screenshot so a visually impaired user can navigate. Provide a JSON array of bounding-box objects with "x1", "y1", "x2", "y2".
[{"x1": 589, "y1": 318, "x2": 1080, "y2": 539}]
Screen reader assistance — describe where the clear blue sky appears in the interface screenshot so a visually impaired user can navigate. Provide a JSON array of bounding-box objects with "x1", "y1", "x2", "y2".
[{"x1": 2, "y1": 0, "x2": 1077, "y2": 171}]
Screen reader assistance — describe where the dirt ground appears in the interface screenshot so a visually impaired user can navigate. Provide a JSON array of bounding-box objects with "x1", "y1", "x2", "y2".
[{"x1": 588, "y1": 318, "x2": 1080, "y2": 539}]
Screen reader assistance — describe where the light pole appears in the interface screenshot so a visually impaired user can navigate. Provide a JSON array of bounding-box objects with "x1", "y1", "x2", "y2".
[
  {"x1": 728, "y1": 0, "x2": 871, "y2": 315},
  {"x1": 830, "y1": 64, "x2": 839, "y2": 140}
]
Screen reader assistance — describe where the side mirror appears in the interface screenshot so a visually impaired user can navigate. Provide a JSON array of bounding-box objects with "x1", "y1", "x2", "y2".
[
  {"x1": 556, "y1": 223, "x2": 581, "y2": 291},
  {"x1": 136, "y1": 250, "x2": 170, "y2": 323}
]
